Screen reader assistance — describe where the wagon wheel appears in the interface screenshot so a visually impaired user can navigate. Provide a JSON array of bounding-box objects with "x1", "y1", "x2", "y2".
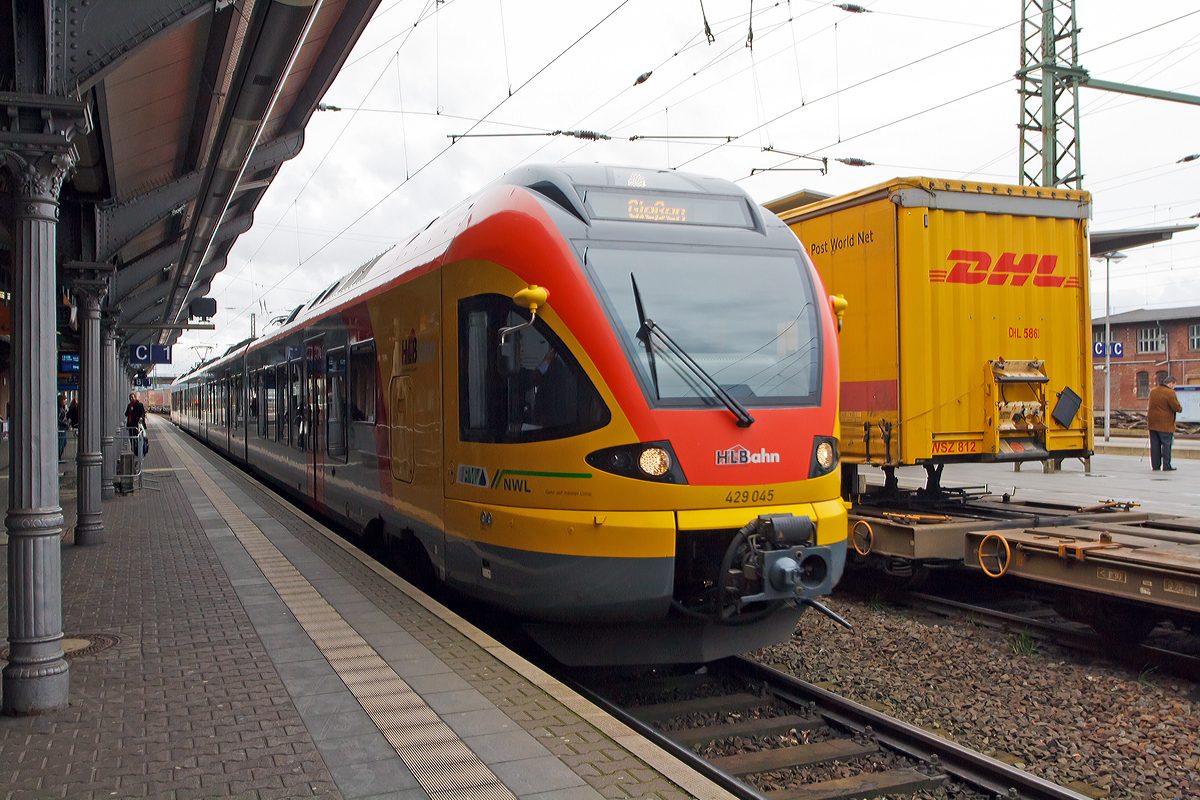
[
  {"x1": 977, "y1": 533, "x2": 1011, "y2": 578},
  {"x1": 851, "y1": 520, "x2": 874, "y2": 556}
]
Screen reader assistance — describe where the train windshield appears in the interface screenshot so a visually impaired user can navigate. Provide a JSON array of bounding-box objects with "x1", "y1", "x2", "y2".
[{"x1": 586, "y1": 247, "x2": 821, "y2": 406}]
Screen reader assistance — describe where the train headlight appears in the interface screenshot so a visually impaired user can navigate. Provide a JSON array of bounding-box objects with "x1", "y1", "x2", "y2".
[
  {"x1": 639, "y1": 447, "x2": 671, "y2": 476},
  {"x1": 809, "y1": 436, "x2": 839, "y2": 478},
  {"x1": 816, "y1": 441, "x2": 835, "y2": 470},
  {"x1": 586, "y1": 441, "x2": 686, "y2": 483}
]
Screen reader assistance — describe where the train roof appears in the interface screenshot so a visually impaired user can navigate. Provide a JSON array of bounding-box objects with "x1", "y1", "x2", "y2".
[{"x1": 173, "y1": 163, "x2": 790, "y2": 385}]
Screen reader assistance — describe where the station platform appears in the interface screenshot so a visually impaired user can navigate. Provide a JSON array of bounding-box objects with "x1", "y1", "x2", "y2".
[
  {"x1": 1092, "y1": 433, "x2": 1200, "y2": 461},
  {"x1": 0, "y1": 417, "x2": 733, "y2": 800}
]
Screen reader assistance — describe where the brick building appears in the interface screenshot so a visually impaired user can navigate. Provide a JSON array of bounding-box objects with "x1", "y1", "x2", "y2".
[{"x1": 1092, "y1": 306, "x2": 1200, "y2": 412}]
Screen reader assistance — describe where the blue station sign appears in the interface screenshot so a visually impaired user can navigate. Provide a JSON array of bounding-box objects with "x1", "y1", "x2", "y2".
[
  {"x1": 129, "y1": 344, "x2": 173, "y2": 364},
  {"x1": 1092, "y1": 341, "x2": 1123, "y2": 359}
]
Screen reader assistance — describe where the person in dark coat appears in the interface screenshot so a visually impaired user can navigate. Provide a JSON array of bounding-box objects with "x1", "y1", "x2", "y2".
[
  {"x1": 1148, "y1": 375, "x2": 1183, "y2": 471},
  {"x1": 57, "y1": 394, "x2": 69, "y2": 461},
  {"x1": 125, "y1": 392, "x2": 147, "y2": 452}
]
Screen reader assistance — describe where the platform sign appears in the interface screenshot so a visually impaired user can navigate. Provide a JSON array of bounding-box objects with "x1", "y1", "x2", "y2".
[
  {"x1": 59, "y1": 352, "x2": 80, "y2": 373},
  {"x1": 129, "y1": 344, "x2": 172, "y2": 364},
  {"x1": 1091, "y1": 341, "x2": 1123, "y2": 359},
  {"x1": 1177, "y1": 385, "x2": 1200, "y2": 424}
]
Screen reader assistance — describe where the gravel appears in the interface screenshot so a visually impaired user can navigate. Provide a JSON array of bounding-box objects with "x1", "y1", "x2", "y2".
[{"x1": 754, "y1": 592, "x2": 1200, "y2": 800}]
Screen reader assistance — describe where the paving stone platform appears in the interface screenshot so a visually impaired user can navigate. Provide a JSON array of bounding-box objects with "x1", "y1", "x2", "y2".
[{"x1": 0, "y1": 417, "x2": 734, "y2": 800}]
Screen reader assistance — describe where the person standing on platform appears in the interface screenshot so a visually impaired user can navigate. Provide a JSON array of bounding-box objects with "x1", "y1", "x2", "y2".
[
  {"x1": 125, "y1": 392, "x2": 147, "y2": 452},
  {"x1": 1148, "y1": 375, "x2": 1182, "y2": 471},
  {"x1": 57, "y1": 394, "x2": 69, "y2": 462}
]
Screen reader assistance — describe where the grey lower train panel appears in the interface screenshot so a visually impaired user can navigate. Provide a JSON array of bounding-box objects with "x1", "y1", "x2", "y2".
[
  {"x1": 525, "y1": 604, "x2": 807, "y2": 666},
  {"x1": 443, "y1": 533, "x2": 675, "y2": 623}
]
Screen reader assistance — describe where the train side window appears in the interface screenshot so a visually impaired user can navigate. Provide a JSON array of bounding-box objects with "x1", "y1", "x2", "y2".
[
  {"x1": 275, "y1": 364, "x2": 286, "y2": 442},
  {"x1": 265, "y1": 367, "x2": 277, "y2": 440},
  {"x1": 250, "y1": 371, "x2": 260, "y2": 435},
  {"x1": 289, "y1": 359, "x2": 303, "y2": 448},
  {"x1": 349, "y1": 342, "x2": 376, "y2": 423},
  {"x1": 327, "y1": 348, "x2": 347, "y2": 461},
  {"x1": 458, "y1": 294, "x2": 610, "y2": 443}
]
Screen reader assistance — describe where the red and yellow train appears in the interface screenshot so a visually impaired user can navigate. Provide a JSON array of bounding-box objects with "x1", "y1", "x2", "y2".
[{"x1": 171, "y1": 164, "x2": 848, "y2": 665}]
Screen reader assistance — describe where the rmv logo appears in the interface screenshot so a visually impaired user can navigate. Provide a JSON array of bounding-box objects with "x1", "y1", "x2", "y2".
[
  {"x1": 929, "y1": 251, "x2": 1080, "y2": 288},
  {"x1": 716, "y1": 445, "x2": 780, "y2": 466}
]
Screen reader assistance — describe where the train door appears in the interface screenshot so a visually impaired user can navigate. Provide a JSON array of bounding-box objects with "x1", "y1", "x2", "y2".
[
  {"x1": 388, "y1": 374, "x2": 414, "y2": 483},
  {"x1": 223, "y1": 370, "x2": 232, "y2": 451},
  {"x1": 306, "y1": 337, "x2": 325, "y2": 506}
]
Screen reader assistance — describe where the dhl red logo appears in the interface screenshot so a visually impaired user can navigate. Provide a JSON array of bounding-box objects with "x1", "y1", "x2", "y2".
[{"x1": 929, "y1": 251, "x2": 1081, "y2": 288}]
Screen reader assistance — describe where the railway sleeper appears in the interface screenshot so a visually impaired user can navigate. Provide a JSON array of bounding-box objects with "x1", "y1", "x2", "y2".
[
  {"x1": 630, "y1": 692, "x2": 770, "y2": 723},
  {"x1": 765, "y1": 767, "x2": 948, "y2": 800},
  {"x1": 709, "y1": 738, "x2": 878, "y2": 776},
  {"x1": 668, "y1": 714, "x2": 822, "y2": 748}
]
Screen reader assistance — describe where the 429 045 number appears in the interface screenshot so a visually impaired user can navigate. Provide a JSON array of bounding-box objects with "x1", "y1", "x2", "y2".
[{"x1": 725, "y1": 489, "x2": 775, "y2": 504}]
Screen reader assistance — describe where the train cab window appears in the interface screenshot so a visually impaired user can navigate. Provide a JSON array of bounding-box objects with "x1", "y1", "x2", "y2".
[
  {"x1": 458, "y1": 294, "x2": 609, "y2": 443},
  {"x1": 349, "y1": 342, "x2": 376, "y2": 423},
  {"x1": 586, "y1": 246, "x2": 822, "y2": 407},
  {"x1": 327, "y1": 348, "x2": 347, "y2": 461}
]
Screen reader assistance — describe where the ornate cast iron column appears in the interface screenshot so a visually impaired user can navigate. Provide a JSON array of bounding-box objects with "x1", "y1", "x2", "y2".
[
  {"x1": 100, "y1": 317, "x2": 118, "y2": 500},
  {"x1": 0, "y1": 93, "x2": 90, "y2": 715},
  {"x1": 67, "y1": 268, "x2": 110, "y2": 545}
]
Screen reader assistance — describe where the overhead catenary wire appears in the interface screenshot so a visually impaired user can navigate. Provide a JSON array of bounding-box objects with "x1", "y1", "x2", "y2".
[
  {"x1": 205, "y1": 0, "x2": 635, "y2": 341},
  {"x1": 214, "y1": 0, "x2": 452, "y2": 304},
  {"x1": 676, "y1": 19, "x2": 1019, "y2": 171}
]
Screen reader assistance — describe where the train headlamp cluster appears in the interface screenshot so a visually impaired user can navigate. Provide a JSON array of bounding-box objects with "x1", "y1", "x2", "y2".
[
  {"x1": 586, "y1": 440, "x2": 686, "y2": 484},
  {"x1": 809, "y1": 436, "x2": 839, "y2": 479}
]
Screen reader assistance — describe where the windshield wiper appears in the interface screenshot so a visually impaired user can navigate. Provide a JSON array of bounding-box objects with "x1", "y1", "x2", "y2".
[
  {"x1": 630, "y1": 274, "x2": 660, "y2": 400},
  {"x1": 629, "y1": 273, "x2": 754, "y2": 428}
]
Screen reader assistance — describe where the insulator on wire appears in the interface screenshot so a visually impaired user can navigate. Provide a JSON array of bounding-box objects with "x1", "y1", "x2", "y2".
[
  {"x1": 835, "y1": 3, "x2": 869, "y2": 12},
  {"x1": 836, "y1": 157, "x2": 874, "y2": 167},
  {"x1": 563, "y1": 130, "x2": 609, "y2": 141},
  {"x1": 634, "y1": 71, "x2": 653, "y2": 86}
]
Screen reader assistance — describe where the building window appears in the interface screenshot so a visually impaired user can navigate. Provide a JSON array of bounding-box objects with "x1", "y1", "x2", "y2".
[
  {"x1": 1093, "y1": 328, "x2": 1105, "y2": 344},
  {"x1": 1136, "y1": 371, "x2": 1149, "y2": 399},
  {"x1": 1190, "y1": 324, "x2": 1200, "y2": 351},
  {"x1": 1136, "y1": 327, "x2": 1165, "y2": 354}
]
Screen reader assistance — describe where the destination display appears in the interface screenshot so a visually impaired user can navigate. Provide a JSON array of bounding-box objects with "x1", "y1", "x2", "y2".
[{"x1": 583, "y1": 189, "x2": 754, "y2": 228}]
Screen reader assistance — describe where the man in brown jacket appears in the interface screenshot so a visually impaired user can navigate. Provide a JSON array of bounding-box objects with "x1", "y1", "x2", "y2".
[{"x1": 1148, "y1": 375, "x2": 1183, "y2": 471}]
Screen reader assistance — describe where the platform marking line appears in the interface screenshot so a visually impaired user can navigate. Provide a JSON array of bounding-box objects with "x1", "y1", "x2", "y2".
[{"x1": 162, "y1": 433, "x2": 518, "y2": 800}]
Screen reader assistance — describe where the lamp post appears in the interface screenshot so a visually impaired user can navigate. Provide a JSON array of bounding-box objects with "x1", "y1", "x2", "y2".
[{"x1": 1092, "y1": 251, "x2": 1127, "y2": 442}]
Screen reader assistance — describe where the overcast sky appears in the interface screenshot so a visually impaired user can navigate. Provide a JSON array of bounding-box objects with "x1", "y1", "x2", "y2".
[{"x1": 166, "y1": 0, "x2": 1200, "y2": 374}]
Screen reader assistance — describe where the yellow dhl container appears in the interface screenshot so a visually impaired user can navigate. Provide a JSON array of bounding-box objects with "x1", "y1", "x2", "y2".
[{"x1": 767, "y1": 177, "x2": 1093, "y2": 467}]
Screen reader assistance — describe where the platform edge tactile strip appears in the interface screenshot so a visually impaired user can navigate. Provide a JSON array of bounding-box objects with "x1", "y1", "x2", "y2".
[{"x1": 162, "y1": 433, "x2": 519, "y2": 800}]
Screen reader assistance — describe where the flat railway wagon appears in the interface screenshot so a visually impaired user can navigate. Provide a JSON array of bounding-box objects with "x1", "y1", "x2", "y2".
[
  {"x1": 769, "y1": 179, "x2": 1200, "y2": 640},
  {"x1": 172, "y1": 164, "x2": 849, "y2": 665}
]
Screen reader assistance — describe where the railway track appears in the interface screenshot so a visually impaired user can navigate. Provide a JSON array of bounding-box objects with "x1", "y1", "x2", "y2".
[
  {"x1": 901, "y1": 590, "x2": 1200, "y2": 682},
  {"x1": 565, "y1": 656, "x2": 1090, "y2": 800}
]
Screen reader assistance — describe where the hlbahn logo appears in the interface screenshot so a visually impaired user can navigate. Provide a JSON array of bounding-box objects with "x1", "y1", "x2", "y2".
[
  {"x1": 929, "y1": 250, "x2": 1081, "y2": 288},
  {"x1": 716, "y1": 445, "x2": 780, "y2": 465}
]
